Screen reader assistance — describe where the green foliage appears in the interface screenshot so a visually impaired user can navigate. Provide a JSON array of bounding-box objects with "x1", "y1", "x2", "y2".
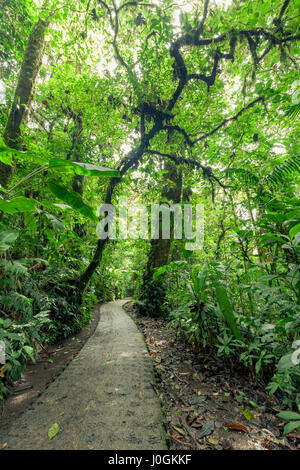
[
  {"x1": 277, "y1": 411, "x2": 300, "y2": 435},
  {"x1": 215, "y1": 284, "x2": 242, "y2": 341},
  {"x1": 266, "y1": 156, "x2": 300, "y2": 186},
  {"x1": 49, "y1": 181, "x2": 97, "y2": 220},
  {"x1": 0, "y1": 0, "x2": 299, "y2": 416}
]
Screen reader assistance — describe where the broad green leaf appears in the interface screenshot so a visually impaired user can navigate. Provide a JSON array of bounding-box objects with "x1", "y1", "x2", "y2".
[
  {"x1": 192, "y1": 264, "x2": 208, "y2": 299},
  {"x1": 277, "y1": 411, "x2": 300, "y2": 420},
  {"x1": 48, "y1": 158, "x2": 120, "y2": 178},
  {"x1": 289, "y1": 223, "x2": 300, "y2": 239},
  {"x1": 0, "y1": 196, "x2": 36, "y2": 214},
  {"x1": 215, "y1": 284, "x2": 242, "y2": 341},
  {"x1": 0, "y1": 138, "x2": 35, "y2": 164},
  {"x1": 0, "y1": 138, "x2": 13, "y2": 165},
  {"x1": 0, "y1": 152, "x2": 13, "y2": 166},
  {"x1": 153, "y1": 265, "x2": 169, "y2": 280},
  {"x1": 49, "y1": 182, "x2": 96, "y2": 221},
  {"x1": 0, "y1": 137, "x2": 7, "y2": 152},
  {"x1": 283, "y1": 421, "x2": 300, "y2": 435}
]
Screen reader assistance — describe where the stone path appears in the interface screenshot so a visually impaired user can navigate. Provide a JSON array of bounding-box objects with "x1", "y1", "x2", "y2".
[{"x1": 0, "y1": 300, "x2": 167, "y2": 450}]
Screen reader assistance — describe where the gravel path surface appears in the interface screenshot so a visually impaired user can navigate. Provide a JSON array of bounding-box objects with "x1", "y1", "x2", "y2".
[{"x1": 0, "y1": 300, "x2": 167, "y2": 450}]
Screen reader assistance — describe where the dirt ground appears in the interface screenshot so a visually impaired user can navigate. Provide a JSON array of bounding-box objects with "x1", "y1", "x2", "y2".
[
  {"x1": 124, "y1": 301, "x2": 300, "y2": 451},
  {"x1": 0, "y1": 304, "x2": 100, "y2": 434}
]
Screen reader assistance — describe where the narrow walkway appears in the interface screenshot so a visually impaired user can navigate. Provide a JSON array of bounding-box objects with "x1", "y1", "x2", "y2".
[{"x1": 0, "y1": 300, "x2": 166, "y2": 450}]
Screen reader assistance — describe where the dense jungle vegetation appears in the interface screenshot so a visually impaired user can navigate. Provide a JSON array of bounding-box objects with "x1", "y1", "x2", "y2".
[{"x1": 0, "y1": 0, "x2": 299, "y2": 428}]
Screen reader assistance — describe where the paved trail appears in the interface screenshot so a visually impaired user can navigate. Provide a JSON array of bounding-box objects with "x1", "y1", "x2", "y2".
[{"x1": 0, "y1": 300, "x2": 167, "y2": 450}]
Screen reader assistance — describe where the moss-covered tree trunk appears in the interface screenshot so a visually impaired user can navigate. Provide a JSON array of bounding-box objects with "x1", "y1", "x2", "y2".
[
  {"x1": 73, "y1": 121, "x2": 165, "y2": 298},
  {"x1": 139, "y1": 159, "x2": 182, "y2": 316},
  {"x1": 0, "y1": 18, "x2": 48, "y2": 188},
  {"x1": 69, "y1": 111, "x2": 86, "y2": 237}
]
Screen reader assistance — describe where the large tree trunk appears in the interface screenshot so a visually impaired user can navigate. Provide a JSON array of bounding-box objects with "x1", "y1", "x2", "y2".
[
  {"x1": 72, "y1": 122, "x2": 164, "y2": 299},
  {"x1": 139, "y1": 159, "x2": 183, "y2": 316},
  {"x1": 147, "y1": 160, "x2": 182, "y2": 267},
  {"x1": 69, "y1": 111, "x2": 86, "y2": 237},
  {"x1": 0, "y1": 18, "x2": 48, "y2": 188}
]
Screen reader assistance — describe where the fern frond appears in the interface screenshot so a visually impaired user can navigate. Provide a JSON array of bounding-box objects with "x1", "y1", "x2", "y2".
[
  {"x1": 285, "y1": 103, "x2": 300, "y2": 120},
  {"x1": 223, "y1": 168, "x2": 259, "y2": 185},
  {"x1": 266, "y1": 155, "x2": 300, "y2": 186}
]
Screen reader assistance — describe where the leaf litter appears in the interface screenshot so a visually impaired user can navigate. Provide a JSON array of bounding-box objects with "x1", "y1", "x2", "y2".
[{"x1": 125, "y1": 302, "x2": 300, "y2": 450}]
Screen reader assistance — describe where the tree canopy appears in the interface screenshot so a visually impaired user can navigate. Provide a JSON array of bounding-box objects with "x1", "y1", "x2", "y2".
[{"x1": 0, "y1": 0, "x2": 299, "y2": 418}]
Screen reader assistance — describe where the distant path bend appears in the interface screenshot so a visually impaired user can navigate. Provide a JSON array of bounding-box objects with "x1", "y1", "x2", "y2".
[{"x1": 0, "y1": 300, "x2": 167, "y2": 450}]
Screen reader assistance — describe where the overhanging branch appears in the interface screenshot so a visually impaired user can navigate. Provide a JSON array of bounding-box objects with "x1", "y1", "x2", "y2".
[
  {"x1": 163, "y1": 97, "x2": 264, "y2": 147},
  {"x1": 145, "y1": 149, "x2": 229, "y2": 189}
]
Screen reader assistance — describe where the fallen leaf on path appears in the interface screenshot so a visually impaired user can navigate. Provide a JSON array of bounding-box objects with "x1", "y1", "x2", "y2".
[
  {"x1": 207, "y1": 436, "x2": 218, "y2": 445},
  {"x1": 48, "y1": 423, "x2": 59, "y2": 439},
  {"x1": 242, "y1": 407, "x2": 255, "y2": 421},
  {"x1": 0, "y1": 442, "x2": 8, "y2": 450},
  {"x1": 226, "y1": 423, "x2": 248, "y2": 433}
]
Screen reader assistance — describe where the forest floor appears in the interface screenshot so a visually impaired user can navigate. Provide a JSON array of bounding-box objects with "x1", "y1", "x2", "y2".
[
  {"x1": 0, "y1": 300, "x2": 166, "y2": 450},
  {"x1": 124, "y1": 301, "x2": 300, "y2": 451},
  {"x1": 1, "y1": 299, "x2": 299, "y2": 451}
]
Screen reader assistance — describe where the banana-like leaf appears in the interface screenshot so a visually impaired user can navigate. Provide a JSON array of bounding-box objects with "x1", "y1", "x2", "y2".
[
  {"x1": 215, "y1": 284, "x2": 242, "y2": 341},
  {"x1": 48, "y1": 158, "x2": 120, "y2": 178},
  {"x1": 48, "y1": 182, "x2": 97, "y2": 221},
  {"x1": 192, "y1": 264, "x2": 208, "y2": 301},
  {"x1": 0, "y1": 196, "x2": 36, "y2": 213}
]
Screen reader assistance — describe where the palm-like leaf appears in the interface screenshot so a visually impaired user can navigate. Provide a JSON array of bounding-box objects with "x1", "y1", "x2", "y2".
[
  {"x1": 223, "y1": 168, "x2": 259, "y2": 185},
  {"x1": 266, "y1": 155, "x2": 300, "y2": 186},
  {"x1": 285, "y1": 103, "x2": 300, "y2": 120}
]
